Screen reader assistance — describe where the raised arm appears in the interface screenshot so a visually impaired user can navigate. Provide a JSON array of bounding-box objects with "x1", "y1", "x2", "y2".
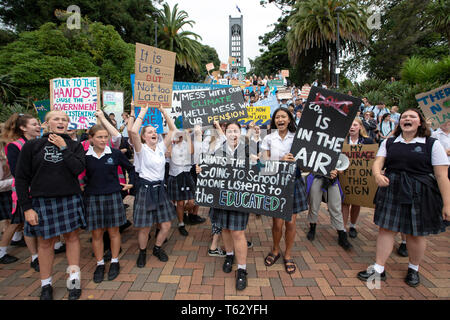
[
  {"x1": 127, "y1": 101, "x2": 136, "y2": 145},
  {"x1": 95, "y1": 110, "x2": 121, "y2": 148},
  {"x1": 129, "y1": 105, "x2": 149, "y2": 153},
  {"x1": 159, "y1": 105, "x2": 177, "y2": 149}
]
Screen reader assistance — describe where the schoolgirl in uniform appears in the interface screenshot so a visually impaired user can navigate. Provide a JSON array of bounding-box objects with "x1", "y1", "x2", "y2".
[
  {"x1": 260, "y1": 107, "x2": 308, "y2": 274},
  {"x1": 15, "y1": 110, "x2": 86, "y2": 300},
  {"x1": 129, "y1": 104, "x2": 177, "y2": 267},
  {"x1": 0, "y1": 132, "x2": 13, "y2": 231},
  {"x1": 198, "y1": 121, "x2": 251, "y2": 290},
  {"x1": 84, "y1": 123, "x2": 135, "y2": 283},
  {"x1": 358, "y1": 109, "x2": 449, "y2": 287},
  {"x1": 0, "y1": 113, "x2": 40, "y2": 270},
  {"x1": 167, "y1": 130, "x2": 195, "y2": 236},
  {"x1": 341, "y1": 118, "x2": 374, "y2": 238}
]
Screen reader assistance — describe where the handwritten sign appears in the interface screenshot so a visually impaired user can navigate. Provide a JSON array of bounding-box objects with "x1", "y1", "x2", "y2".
[
  {"x1": 268, "y1": 79, "x2": 283, "y2": 87},
  {"x1": 415, "y1": 83, "x2": 450, "y2": 129},
  {"x1": 196, "y1": 154, "x2": 295, "y2": 221},
  {"x1": 300, "y1": 85, "x2": 311, "y2": 100},
  {"x1": 340, "y1": 144, "x2": 378, "y2": 208},
  {"x1": 220, "y1": 62, "x2": 228, "y2": 72},
  {"x1": 206, "y1": 63, "x2": 214, "y2": 71},
  {"x1": 238, "y1": 106, "x2": 271, "y2": 126},
  {"x1": 181, "y1": 87, "x2": 247, "y2": 128},
  {"x1": 102, "y1": 91, "x2": 124, "y2": 128},
  {"x1": 290, "y1": 87, "x2": 361, "y2": 177},
  {"x1": 134, "y1": 43, "x2": 176, "y2": 108},
  {"x1": 33, "y1": 99, "x2": 50, "y2": 123},
  {"x1": 133, "y1": 107, "x2": 164, "y2": 134},
  {"x1": 281, "y1": 70, "x2": 289, "y2": 78},
  {"x1": 50, "y1": 77, "x2": 100, "y2": 130}
]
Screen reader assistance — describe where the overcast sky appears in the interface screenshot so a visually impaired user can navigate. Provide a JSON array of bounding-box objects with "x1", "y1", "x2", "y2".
[{"x1": 158, "y1": 0, "x2": 282, "y2": 71}]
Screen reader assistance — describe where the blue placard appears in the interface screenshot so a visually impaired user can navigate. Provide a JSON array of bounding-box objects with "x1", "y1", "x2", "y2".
[{"x1": 134, "y1": 106, "x2": 164, "y2": 134}]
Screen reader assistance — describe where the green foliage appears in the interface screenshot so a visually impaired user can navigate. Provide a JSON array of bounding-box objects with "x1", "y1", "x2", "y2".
[
  {"x1": 0, "y1": 102, "x2": 33, "y2": 123},
  {"x1": 401, "y1": 55, "x2": 450, "y2": 85},
  {"x1": 0, "y1": 20, "x2": 135, "y2": 101}
]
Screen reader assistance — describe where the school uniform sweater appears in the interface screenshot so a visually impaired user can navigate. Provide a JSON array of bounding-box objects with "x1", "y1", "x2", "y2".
[
  {"x1": 84, "y1": 147, "x2": 135, "y2": 195},
  {"x1": 14, "y1": 133, "x2": 86, "y2": 211}
]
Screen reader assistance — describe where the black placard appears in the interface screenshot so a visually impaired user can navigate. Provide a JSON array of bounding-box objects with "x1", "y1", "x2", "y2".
[
  {"x1": 181, "y1": 87, "x2": 247, "y2": 128},
  {"x1": 290, "y1": 87, "x2": 361, "y2": 177},
  {"x1": 195, "y1": 154, "x2": 295, "y2": 221}
]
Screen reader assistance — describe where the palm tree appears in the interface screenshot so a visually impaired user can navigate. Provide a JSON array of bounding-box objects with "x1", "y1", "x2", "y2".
[
  {"x1": 427, "y1": 0, "x2": 450, "y2": 45},
  {"x1": 157, "y1": 3, "x2": 203, "y2": 73},
  {"x1": 0, "y1": 74, "x2": 17, "y2": 103},
  {"x1": 287, "y1": 0, "x2": 369, "y2": 85}
]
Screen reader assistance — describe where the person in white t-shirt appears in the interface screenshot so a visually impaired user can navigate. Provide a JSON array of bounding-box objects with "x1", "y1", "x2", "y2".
[
  {"x1": 431, "y1": 120, "x2": 450, "y2": 178},
  {"x1": 129, "y1": 104, "x2": 177, "y2": 268}
]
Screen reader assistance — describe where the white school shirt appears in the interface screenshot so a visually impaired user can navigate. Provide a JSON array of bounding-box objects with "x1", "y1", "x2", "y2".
[
  {"x1": 260, "y1": 130, "x2": 295, "y2": 160},
  {"x1": 169, "y1": 141, "x2": 192, "y2": 176},
  {"x1": 377, "y1": 135, "x2": 449, "y2": 166},
  {"x1": 431, "y1": 128, "x2": 450, "y2": 162},
  {"x1": 134, "y1": 141, "x2": 167, "y2": 181}
]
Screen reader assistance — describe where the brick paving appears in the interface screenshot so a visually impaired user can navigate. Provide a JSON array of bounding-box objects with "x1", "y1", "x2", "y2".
[{"x1": 0, "y1": 199, "x2": 449, "y2": 300}]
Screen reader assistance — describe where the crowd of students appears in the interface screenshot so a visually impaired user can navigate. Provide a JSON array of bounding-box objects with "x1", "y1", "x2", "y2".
[{"x1": 0, "y1": 89, "x2": 448, "y2": 300}]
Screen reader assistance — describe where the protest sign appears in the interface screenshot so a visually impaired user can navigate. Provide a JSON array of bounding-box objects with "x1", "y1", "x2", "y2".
[
  {"x1": 33, "y1": 99, "x2": 50, "y2": 123},
  {"x1": 134, "y1": 43, "x2": 176, "y2": 108},
  {"x1": 281, "y1": 70, "x2": 289, "y2": 78},
  {"x1": 206, "y1": 63, "x2": 214, "y2": 71},
  {"x1": 172, "y1": 81, "x2": 230, "y2": 91},
  {"x1": 133, "y1": 106, "x2": 164, "y2": 134},
  {"x1": 102, "y1": 91, "x2": 124, "y2": 128},
  {"x1": 268, "y1": 79, "x2": 284, "y2": 87},
  {"x1": 218, "y1": 79, "x2": 229, "y2": 85},
  {"x1": 228, "y1": 56, "x2": 237, "y2": 65},
  {"x1": 290, "y1": 87, "x2": 361, "y2": 177},
  {"x1": 180, "y1": 87, "x2": 247, "y2": 128},
  {"x1": 230, "y1": 79, "x2": 246, "y2": 87},
  {"x1": 168, "y1": 89, "x2": 208, "y2": 130},
  {"x1": 339, "y1": 144, "x2": 378, "y2": 208},
  {"x1": 50, "y1": 77, "x2": 100, "y2": 130},
  {"x1": 300, "y1": 85, "x2": 311, "y2": 100},
  {"x1": 212, "y1": 71, "x2": 220, "y2": 79},
  {"x1": 196, "y1": 154, "x2": 295, "y2": 221},
  {"x1": 254, "y1": 95, "x2": 280, "y2": 116},
  {"x1": 415, "y1": 83, "x2": 450, "y2": 129},
  {"x1": 220, "y1": 62, "x2": 228, "y2": 72},
  {"x1": 238, "y1": 106, "x2": 271, "y2": 126}
]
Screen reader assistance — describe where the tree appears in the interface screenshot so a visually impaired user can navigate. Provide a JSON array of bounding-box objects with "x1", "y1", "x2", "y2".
[
  {"x1": 286, "y1": 0, "x2": 369, "y2": 85},
  {"x1": 0, "y1": 0, "x2": 162, "y2": 44},
  {"x1": 157, "y1": 3, "x2": 203, "y2": 76},
  {"x1": 175, "y1": 44, "x2": 221, "y2": 83},
  {"x1": 427, "y1": 0, "x2": 450, "y2": 44},
  {"x1": 0, "y1": 20, "x2": 135, "y2": 100}
]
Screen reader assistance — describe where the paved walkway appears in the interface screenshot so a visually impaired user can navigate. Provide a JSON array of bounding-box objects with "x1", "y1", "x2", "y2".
[{"x1": 0, "y1": 199, "x2": 449, "y2": 300}]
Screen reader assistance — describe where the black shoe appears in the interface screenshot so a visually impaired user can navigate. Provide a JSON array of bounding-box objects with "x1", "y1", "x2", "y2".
[
  {"x1": 40, "y1": 284, "x2": 53, "y2": 300},
  {"x1": 119, "y1": 220, "x2": 132, "y2": 233},
  {"x1": 67, "y1": 281, "x2": 81, "y2": 300},
  {"x1": 236, "y1": 268, "x2": 248, "y2": 291},
  {"x1": 307, "y1": 223, "x2": 316, "y2": 241},
  {"x1": 338, "y1": 230, "x2": 352, "y2": 251},
  {"x1": 54, "y1": 244, "x2": 66, "y2": 254},
  {"x1": 10, "y1": 238, "x2": 26, "y2": 247},
  {"x1": 0, "y1": 254, "x2": 18, "y2": 264},
  {"x1": 405, "y1": 268, "x2": 420, "y2": 287},
  {"x1": 30, "y1": 258, "x2": 40, "y2": 272},
  {"x1": 136, "y1": 249, "x2": 147, "y2": 268},
  {"x1": 397, "y1": 243, "x2": 408, "y2": 257},
  {"x1": 93, "y1": 265, "x2": 105, "y2": 283},
  {"x1": 247, "y1": 241, "x2": 253, "y2": 249},
  {"x1": 153, "y1": 246, "x2": 168, "y2": 262},
  {"x1": 223, "y1": 255, "x2": 234, "y2": 273},
  {"x1": 357, "y1": 267, "x2": 386, "y2": 282},
  {"x1": 108, "y1": 262, "x2": 120, "y2": 281},
  {"x1": 189, "y1": 214, "x2": 206, "y2": 225},
  {"x1": 178, "y1": 225, "x2": 189, "y2": 236},
  {"x1": 183, "y1": 213, "x2": 190, "y2": 225},
  {"x1": 103, "y1": 249, "x2": 112, "y2": 262},
  {"x1": 348, "y1": 227, "x2": 357, "y2": 238}
]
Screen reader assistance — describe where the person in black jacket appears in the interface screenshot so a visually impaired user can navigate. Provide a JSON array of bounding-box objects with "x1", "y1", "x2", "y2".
[
  {"x1": 15, "y1": 110, "x2": 86, "y2": 300},
  {"x1": 84, "y1": 124, "x2": 135, "y2": 283}
]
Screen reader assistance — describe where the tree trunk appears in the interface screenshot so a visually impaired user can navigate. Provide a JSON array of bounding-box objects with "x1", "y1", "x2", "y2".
[{"x1": 321, "y1": 45, "x2": 330, "y2": 86}]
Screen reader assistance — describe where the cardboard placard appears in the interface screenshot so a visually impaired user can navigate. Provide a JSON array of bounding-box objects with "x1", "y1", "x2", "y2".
[
  {"x1": 196, "y1": 154, "x2": 295, "y2": 221},
  {"x1": 238, "y1": 106, "x2": 271, "y2": 126},
  {"x1": 33, "y1": 99, "x2": 51, "y2": 123},
  {"x1": 102, "y1": 91, "x2": 124, "y2": 128},
  {"x1": 50, "y1": 77, "x2": 100, "y2": 130},
  {"x1": 415, "y1": 83, "x2": 450, "y2": 129},
  {"x1": 300, "y1": 85, "x2": 311, "y2": 100},
  {"x1": 290, "y1": 87, "x2": 361, "y2": 177},
  {"x1": 134, "y1": 43, "x2": 176, "y2": 108},
  {"x1": 206, "y1": 63, "x2": 214, "y2": 71},
  {"x1": 230, "y1": 79, "x2": 246, "y2": 87},
  {"x1": 181, "y1": 87, "x2": 247, "y2": 128},
  {"x1": 339, "y1": 144, "x2": 378, "y2": 208},
  {"x1": 281, "y1": 70, "x2": 289, "y2": 78},
  {"x1": 220, "y1": 62, "x2": 228, "y2": 72}
]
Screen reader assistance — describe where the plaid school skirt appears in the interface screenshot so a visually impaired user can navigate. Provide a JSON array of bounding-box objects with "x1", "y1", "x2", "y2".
[
  {"x1": 209, "y1": 207, "x2": 249, "y2": 231},
  {"x1": 167, "y1": 172, "x2": 195, "y2": 201},
  {"x1": 11, "y1": 205, "x2": 26, "y2": 224},
  {"x1": 374, "y1": 172, "x2": 447, "y2": 236},
  {"x1": 0, "y1": 191, "x2": 12, "y2": 221},
  {"x1": 24, "y1": 194, "x2": 86, "y2": 240},
  {"x1": 293, "y1": 176, "x2": 308, "y2": 214},
  {"x1": 133, "y1": 183, "x2": 176, "y2": 228},
  {"x1": 84, "y1": 192, "x2": 126, "y2": 231}
]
